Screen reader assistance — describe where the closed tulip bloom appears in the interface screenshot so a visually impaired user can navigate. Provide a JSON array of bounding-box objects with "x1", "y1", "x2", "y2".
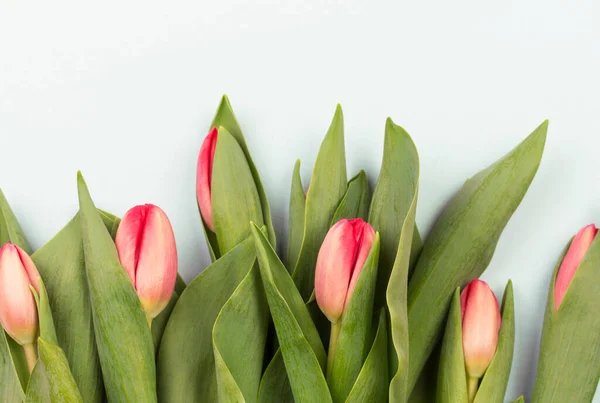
[
  {"x1": 461, "y1": 279, "x2": 501, "y2": 401},
  {"x1": 315, "y1": 218, "x2": 375, "y2": 323},
  {"x1": 0, "y1": 243, "x2": 41, "y2": 371},
  {"x1": 116, "y1": 204, "x2": 178, "y2": 325},
  {"x1": 554, "y1": 224, "x2": 598, "y2": 310},
  {"x1": 196, "y1": 127, "x2": 218, "y2": 232}
]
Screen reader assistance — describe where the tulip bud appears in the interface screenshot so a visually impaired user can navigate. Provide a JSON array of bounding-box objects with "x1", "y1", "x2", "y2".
[
  {"x1": 461, "y1": 279, "x2": 501, "y2": 383},
  {"x1": 115, "y1": 204, "x2": 178, "y2": 324},
  {"x1": 315, "y1": 218, "x2": 375, "y2": 323},
  {"x1": 554, "y1": 224, "x2": 598, "y2": 310},
  {"x1": 0, "y1": 243, "x2": 41, "y2": 347},
  {"x1": 196, "y1": 127, "x2": 218, "y2": 232}
]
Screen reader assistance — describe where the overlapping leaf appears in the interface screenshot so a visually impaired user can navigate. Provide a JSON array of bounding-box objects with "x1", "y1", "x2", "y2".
[{"x1": 407, "y1": 121, "x2": 547, "y2": 392}]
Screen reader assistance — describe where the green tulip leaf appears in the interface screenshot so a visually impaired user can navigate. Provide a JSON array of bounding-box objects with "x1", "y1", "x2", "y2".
[
  {"x1": 328, "y1": 234, "x2": 380, "y2": 403},
  {"x1": 151, "y1": 291, "x2": 179, "y2": 355},
  {"x1": 345, "y1": 310, "x2": 389, "y2": 403},
  {"x1": 251, "y1": 223, "x2": 331, "y2": 403},
  {"x1": 208, "y1": 95, "x2": 276, "y2": 253},
  {"x1": 212, "y1": 126, "x2": 265, "y2": 255},
  {"x1": 366, "y1": 118, "x2": 420, "y2": 403},
  {"x1": 292, "y1": 105, "x2": 347, "y2": 301},
  {"x1": 257, "y1": 350, "x2": 293, "y2": 403},
  {"x1": 409, "y1": 225, "x2": 423, "y2": 275},
  {"x1": 157, "y1": 234, "x2": 257, "y2": 402},
  {"x1": 25, "y1": 338, "x2": 83, "y2": 403},
  {"x1": 436, "y1": 288, "x2": 468, "y2": 403},
  {"x1": 510, "y1": 396, "x2": 524, "y2": 403},
  {"x1": 286, "y1": 159, "x2": 305, "y2": 272},
  {"x1": 213, "y1": 263, "x2": 268, "y2": 403},
  {"x1": 77, "y1": 172, "x2": 156, "y2": 403},
  {"x1": 369, "y1": 119, "x2": 419, "y2": 311},
  {"x1": 0, "y1": 189, "x2": 32, "y2": 254},
  {"x1": 532, "y1": 233, "x2": 600, "y2": 402},
  {"x1": 408, "y1": 346, "x2": 440, "y2": 403},
  {"x1": 474, "y1": 281, "x2": 515, "y2": 403},
  {"x1": 407, "y1": 121, "x2": 547, "y2": 392},
  {"x1": 331, "y1": 170, "x2": 370, "y2": 225}
]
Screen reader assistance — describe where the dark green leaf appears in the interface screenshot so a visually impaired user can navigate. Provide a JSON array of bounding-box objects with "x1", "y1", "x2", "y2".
[
  {"x1": 331, "y1": 170, "x2": 370, "y2": 225},
  {"x1": 157, "y1": 235, "x2": 257, "y2": 402},
  {"x1": 77, "y1": 172, "x2": 156, "y2": 403},
  {"x1": 252, "y1": 223, "x2": 331, "y2": 403},
  {"x1": 286, "y1": 159, "x2": 305, "y2": 271},
  {"x1": 407, "y1": 121, "x2": 547, "y2": 392},
  {"x1": 292, "y1": 105, "x2": 347, "y2": 301}
]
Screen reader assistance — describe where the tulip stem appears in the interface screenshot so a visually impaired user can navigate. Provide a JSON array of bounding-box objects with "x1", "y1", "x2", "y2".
[
  {"x1": 326, "y1": 321, "x2": 342, "y2": 381},
  {"x1": 467, "y1": 376, "x2": 479, "y2": 403},
  {"x1": 23, "y1": 342, "x2": 38, "y2": 373}
]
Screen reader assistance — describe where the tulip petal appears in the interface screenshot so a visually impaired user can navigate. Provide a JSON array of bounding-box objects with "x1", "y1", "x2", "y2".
[
  {"x1": 196, "y1": 127, "x2": 218, "y2": 232},
  {"x1": 0, "y1": 244, "x2": 39, "y2": 345},
  {"x1": 135, "y1": 205, "x2": 178, "y2": 319},
  {"x1": 314, "y1": 219, "x2": 359, "y2": 322},
  {"x1": 115, "y1": 206, "x2": 145, "y2": 286},
  {"x1": 554, "y1": 224, "x2": 597, "y2": 310}
]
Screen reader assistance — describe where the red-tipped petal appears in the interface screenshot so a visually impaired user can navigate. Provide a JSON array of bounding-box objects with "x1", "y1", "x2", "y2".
[
  {"x1": 461, "y1": 279, "x2": 501, "y2": 379},
  {"x1": 554, "y1": 224, "x2": 598, "y2": 310},
  {"x1": 344, "y1": 219, "x2": 375, "y2": 311},
  {"x1": 0, "y1": 244, "x2": 40, "y2": 345},
  {"x1": 315, "y1": 219, "x2": 360, "y2": 322},
  {"x1": 115, "y1": 205, "x2": 146, "y2": 286},
  {"x1": 196, "y1": 127, "x2": 218, "y2": 232},
  {"x1": 134, "y1": 205, "x2": 178, "y2": 319}
]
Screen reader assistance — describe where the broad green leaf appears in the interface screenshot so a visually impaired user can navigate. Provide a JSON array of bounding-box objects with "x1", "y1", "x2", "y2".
[
  {"x1": 474, "y1": 281, "x2": 515, "y2": 403},
  {"x1": 369, "y1": 119, "x2": 419, "y2": 310},
  {"x1": 408, "y1": 345, "x2": 440, "y2": 403},
  {"x1": 532, "y1": 234, "x2": 600, "y2": 402},
  {"x1": 251, "y1": 224, "x2": 331, "y2": 403},
  {"x1": 26, "y1": 279, "x2": 82, "y2": 402},
  {"x1": 151, "y1": 291, "x2": 179, "y2": 355},
  {"x1": 213, "y1": 264, "x2": 268, "y2": 403},
  {"x1": 212, "y1": 127, "x2": 264, "y2": 255},
  {"x1": 436, "y1": 288, "x2": 468, "y2": 403},
  {"x1": 31, "y1": 212, "x2": 120, "y2": 403},
  {"x1": 210, "y1": 95, "x2": 276, "y2": 249},
  {"x1": 0, "y1": 331, "x2": 26, "y2": 402},
  {"x1": 286, "y1": 159, "x2": 305, "y2": 271},
  {"x1": 157, "y1": 235, "x2": 257, "y2": 402},
  {"x1": 371, "y1": 119, "x2": 420, "y2": 403},
  {"x1": 257, "y1": 350, "x2": 293, "y2": 403},
  {"x1": 25, "y1": 338, "x2": 83, "y2": 403},
  {"x1": 328, "y1": 234, "x2": 380, "y2": 403},
  {"x1": 510, "y1": 397, "x2": 524, "y2": 403},
  {"x1": 77, "y1": 172, "x2": 156, "y2": 403},
  {"x1": 0, "y1": 188, "x2": 32, "y2": 400},
  {"x1": 292, "y1": 105, "x2": 347, "y2": 300},
  {"x1": 331, "y1": 170, "x2": 370, "y2": 225},
  {"x1": 345, "y1": 310, "x2": 389, "y2": 403},
  {"x1": 407, "y1": 121, "x2": 548, "y2": 392},
  {"x1": 0, "y1": 188, "x2": 32, "y2": 253}
]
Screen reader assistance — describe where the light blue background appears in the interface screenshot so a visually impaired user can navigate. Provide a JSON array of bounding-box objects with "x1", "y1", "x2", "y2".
[{"x1": 1, "y1": 1, "x2": 599, "y2": 401}]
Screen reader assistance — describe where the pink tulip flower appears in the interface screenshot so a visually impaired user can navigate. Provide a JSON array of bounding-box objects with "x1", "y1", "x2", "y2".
[
  {"x1": 196, "y1": 127, "x2": 218, "y2": 232},
  {"x1": 315, "y1": 218, "x2": 375, "y2": 323},
  {"x1": 115, "y1": 204, "x2": 178, "y2": 324},
  {"x1": 554, "y1": 224, "x2": 598, "y2": 310},
  {"x1": 461, "y1": 279, "x2": 501, "y2": 401}
]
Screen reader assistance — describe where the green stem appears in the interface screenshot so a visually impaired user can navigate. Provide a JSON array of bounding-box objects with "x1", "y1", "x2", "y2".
[
  {"x1": 467, "y1": 376, "x2": 479, "y2": 403},
  {"x1": 326, "y1": 321, "x2": 342, "y2": 381},
  {"x1": 23, "y1": 342, "x2": 38, "y2": 373}
]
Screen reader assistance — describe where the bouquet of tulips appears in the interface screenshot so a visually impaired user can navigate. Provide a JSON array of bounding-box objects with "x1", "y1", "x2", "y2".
[{"x1": 1, "y1": 96, "x2": 598, "y2": 403}]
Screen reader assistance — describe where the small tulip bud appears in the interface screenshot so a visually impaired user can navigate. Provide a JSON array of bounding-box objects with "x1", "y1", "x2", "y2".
[
  {"x1": 0, "y1": 243, "x2": 41, "y2": 346},
  {"x1": 115, "y1": 204, "x2": 178, "y2": 323},
  {"x1": 461, "y1": 279, "x2": 501, "y2": 382},
  {"x1": 554, "y1": 224, "x2": 598, "y2": 310},
  {"x1": 196, "y1": 127, "x2": 218, "y2": 232},
  {"x1": 315, "y1": 218, "x2": 375, "y2": 323}
]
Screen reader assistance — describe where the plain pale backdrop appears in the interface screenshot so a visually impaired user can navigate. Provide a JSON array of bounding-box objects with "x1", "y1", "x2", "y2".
[{"x1": 1, "y1": 1, "x2": 599, "y2": 401}]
